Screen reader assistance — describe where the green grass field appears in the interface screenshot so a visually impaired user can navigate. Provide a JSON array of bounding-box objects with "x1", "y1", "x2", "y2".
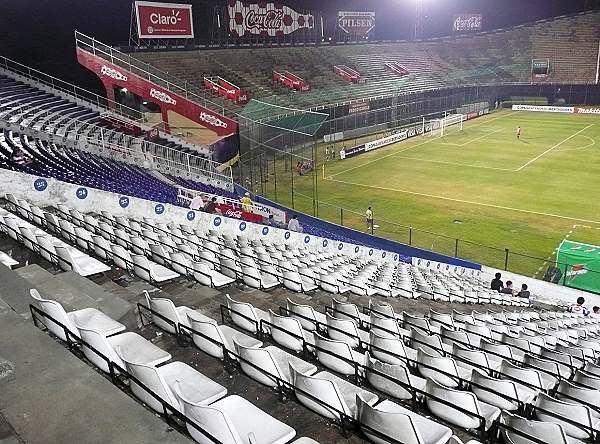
[{"x1": 261, "y1": 109, "x2": 600, "y2": 276}]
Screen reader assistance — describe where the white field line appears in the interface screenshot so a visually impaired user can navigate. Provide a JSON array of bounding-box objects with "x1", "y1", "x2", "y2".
[
  {"x1": 328, "y1": 111, "x2": 517, "y2": 179},
  {"x1": 391, "y1": 156, "x2": 515, "y2": 172},
  {"x1": 459, "y1": 128, "x2": 503, "y2": 146},
  {"x1": 516, "y1": 124, "x2": 595, "y2": 171},
  {"x1": 326, "y1": 177, "x2": 600, "y2": 225}
]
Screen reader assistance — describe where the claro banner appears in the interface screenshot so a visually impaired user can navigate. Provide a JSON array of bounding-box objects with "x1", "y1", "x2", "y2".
[
  {"x1": 228, "y1": 0, "x2": 314, "y2": 37},
  {"x1": 135, "y1": 1, "x2": 194, "y2": 39}
]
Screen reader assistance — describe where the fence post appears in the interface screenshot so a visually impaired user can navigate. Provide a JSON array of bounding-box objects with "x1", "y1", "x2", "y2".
[
  {"x1": 340, "y1": 208, "x2": 344, "y2": 226},
  {"x1": 504, "y1": 248, "x2": 509, "y2": 271},
  {"x1": 454, "y1": 238, "x2": 459, "y2": 258},
  {"x1": 409, "y1": 227, "x2": 413, "y2": 245}
]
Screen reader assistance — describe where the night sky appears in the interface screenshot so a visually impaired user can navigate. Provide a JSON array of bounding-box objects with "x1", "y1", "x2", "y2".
[{"x1": 0, "y1": 0, "x2": 594, "y2": 92}]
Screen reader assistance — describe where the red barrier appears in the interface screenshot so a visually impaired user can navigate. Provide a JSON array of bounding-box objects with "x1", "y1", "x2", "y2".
[
  {"x1": 385, "y1": 61, "x2": 409, "y2": 77},
  {"x1": 77, "y1": 48, "x2": 237, "y2": 136},
  {"x1": 334, "y1": 65, "x2": 360, "y2": 84},
  {"x1": 273, "y1": 71, "x2": 309, "y2": 91},
  {"x1": 216, "y1": 203, "x2": 263, "y2": 223}
]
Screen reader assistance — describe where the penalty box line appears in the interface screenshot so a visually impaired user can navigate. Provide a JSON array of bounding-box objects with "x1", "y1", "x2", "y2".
[
  {"x1": 328, "y1": 111, "x2": 517, "y2": 179},
  {"x1": 325, "y1": 177, "x2": 600, "y2": 226}
]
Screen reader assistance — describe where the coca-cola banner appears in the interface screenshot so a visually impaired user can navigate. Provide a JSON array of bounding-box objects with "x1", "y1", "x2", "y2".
[
  {"x1": 452, "y1": 14, "x2": 482, "y2": 32},
  {"x1": 135, "y1": 1, "x2": 194, "y2": 39},
  {"x1": 228, "y1": 0, "x2": 314, "y2": 37},
  {"x1": 337, "y1": 11, "x2": 375, "y2": 36},
  {"x1": 216, "y1": 203, "x2": 263, "y2": 223}
]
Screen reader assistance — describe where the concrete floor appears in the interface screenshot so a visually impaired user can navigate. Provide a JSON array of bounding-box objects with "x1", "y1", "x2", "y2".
[{"x1": 0, "y1": 230, "x2": 535, "y2": 444}]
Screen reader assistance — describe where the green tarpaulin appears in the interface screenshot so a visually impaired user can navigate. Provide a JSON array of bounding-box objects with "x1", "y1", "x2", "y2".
[{"x1": 556, "y1": 240, "x2": 600, "y2": 293}]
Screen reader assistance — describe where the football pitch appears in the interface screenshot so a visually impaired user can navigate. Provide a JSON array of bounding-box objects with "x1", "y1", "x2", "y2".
[{"x1": 263, "y1": 109, "x2": 600, "y2": 276}]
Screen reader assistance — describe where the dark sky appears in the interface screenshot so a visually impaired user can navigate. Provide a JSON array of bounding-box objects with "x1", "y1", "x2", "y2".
[{"x1": 0, "y1": 0, "x2": 593, "y2": 92}]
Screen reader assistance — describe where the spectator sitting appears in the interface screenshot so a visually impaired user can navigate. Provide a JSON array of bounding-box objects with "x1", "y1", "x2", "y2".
[
  {"x1": 203, "y1": 197, "x2": 217, "y2": 214},
  {"x1": 287, "y1": 214, "x2": 302, "y2": 232},
  {"x1": 240, "y1": 192, "x2": 253, "y2": 212},
  {"x1": 568, "y1": 296, "x2": 590, "y2": 316},
  {"x1": 500, "y1": 281, "x2": 514, "y2": 295},
  {"x1": 490, "y1": 272, "x2": 503, "y2": 292},
  {"x1": 266, "y1": 214, "x2": 283, "y2": 228},
  {"x1": 516, "y1": 284, "x2": 530, "y2": 298},
  {"x1": 594, "y1": 306, "x2": 600, "y2": 315},
  {"x1": 189, "y1": 194, "x2": 205, "y2": 211}
]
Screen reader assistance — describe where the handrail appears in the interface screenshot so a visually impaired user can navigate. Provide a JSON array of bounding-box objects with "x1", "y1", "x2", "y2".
[{"x1": 74, "y1": 30, "x2": 228, "y2": 117}]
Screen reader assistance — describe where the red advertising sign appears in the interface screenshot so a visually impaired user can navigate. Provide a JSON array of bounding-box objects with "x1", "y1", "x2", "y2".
[
  {"x1": 77, "y1": 48, "x2": 237, "y2": 136},
  {"x1": 273, "y1": 71, "x2": 309, "y2": 91},
  {"x1": 135, "y1": 1, "x2": 194, "y2": 39},
  {"x1": 575, "y1": 107, "x2": 600, "y2": 115},
  {"x1": 216, "y1": 203, "x2": 263, "y2": 223},
  {"x1": 228, "y1": 0, "x2": 314, "y2": 37},
  {"x1": 337, "y1": 11, "x2": 375, "y2": 36},
  {"x1": 334, "y1": 65, "x2": 361, "y2": 84}
]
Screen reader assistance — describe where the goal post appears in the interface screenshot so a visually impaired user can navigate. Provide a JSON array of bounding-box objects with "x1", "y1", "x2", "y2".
[{"x1": 428, "y1": 113, "x2": 465, "y2": 138}]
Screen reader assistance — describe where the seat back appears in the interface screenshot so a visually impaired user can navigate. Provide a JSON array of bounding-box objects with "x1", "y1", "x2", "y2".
[
  {"x1": 365, "y1": 353, "x2": 414, "y2": 400},
  {"x1": 326, "y1": 313, "x2": 360, "y2": 348},
  {"x1": 535, "y1": 392, "x2": 593, "y2": 440},
  {"x1": 234, "y1": 340, "x2": 283, "y2": 387},
  {"x1": 30, "y1": 288, "x2": 77, "y2": 341},
  {"x1": 110, "y1": 244, "x2": 131, "y2": 270},
  {"x1": 471, "y1": 368, "x2": 519, "y2": 411},
  {"x1": 369, "y1": 330, "x2": 411, "y2": 365},
  {"x1": 425, "y1": 378, "x2": 482, "y2": 429},
  {"x1": 187, "y1": 314, "x2": 229, "y2": 359},
  {"x1": 402, "y1": 312, "x2": 430, "y2": 333},
  {"x1": 409, "y1": 328, "x2": 443, "y2": 357},
  {"x1": 417, "y1": 348, "x2": 461, "y2": 388},
  {"x1": 132, "y1": 255, "x2": 152, "y2": 282},
  {"x1": 290, "y1": 364, "x2": 350, "y2": 420},
  {"x1": 440, "y1": 325, "x2": 471, "y2": 348},
  {"x1": 481, "y1": 338, "x2": 514, "y2": 362},
  {"x1": 54, "y1": 246, "x2": 73, "y2": 272},
  {"x1": 314, "y1": 332, "x2": 357, "y2": 375},
  {"x1": 332, "y1": 298, "x2": 360, "y2": 321},
  {"x1": 192, "y1": 261, "x2": 212, "y2": 287},
  {"x1": 370, "y1": 312, "x2": 400, "y2": 338},
  {"x1": 74, "y1": 226, "x2": 92, "y2": 251},
  {"x1": 145, "y1": 291, "x2": 179, "y2": 334},
  {"x1": 573, "y1": 370, "x2": 600, "y2": 390},
  {"x1": 169, "y1": 252, "x2": 189, "y2": 276},
  {"x1": 36, "y1": 235, "x2": 56, "y2": 263},
  {"x1": 452, "y1": 343, "x2": 492, "y2": 373},
  {"x1": 227, "y1": 295, "x2": 259, "y2": 334},
  {"x1": 502, "y1": 411, "x2": 568, "y2": 444},
  {"x1": 356, "y1": 394, "x2": 422, "y2": 444},
  {"x1": 74, "y1": 322, "x2": 123, "y2": 373},
  {"x1": 269, "y1": 310, "x2": 305, "y2": 353},
  {"x1": 130, "y1": 236, "x2": 149, "y2": 255},
  {"x1": 523, "y1": 354, "x2": 565, "y2": 380},
  {"x1": 115, "y1": 346, "x2": 178, "y2": 413},
  {"x1": 287, "y1": 298, "x2": 318, "y2": 331},
  {"x1": 500, "y1": 360, "x2": 544, "y2": 390},
  {"x1": 369, "y1": 300, "x2": 396, "y2": 319},
  {"x1": 429, "y1": 310, "x2": 454, "y2": 330}
]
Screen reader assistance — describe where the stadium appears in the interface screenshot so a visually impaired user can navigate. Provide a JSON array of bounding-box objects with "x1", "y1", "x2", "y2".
[{"x1": 1, "y1": 0, "x2": 600, "y2": 443}]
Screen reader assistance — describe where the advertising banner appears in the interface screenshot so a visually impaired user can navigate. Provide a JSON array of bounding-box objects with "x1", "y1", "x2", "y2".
[
  {"x1": 135, "y1": 1, "x2": 194, "y2": 39},
  {"x1": 334, "y1": 65, "x2": 361, "y2": 84},
  {"x1": 348, "y1": 101, "x2": 370, "y2": 114},
  {"x1": 228, "y1": 0, "x2": 314, "y2": 37},
  {"x1": 337, "y1": 11, "x2": 375, "y2": 36},
  {"x1": 574, "y1": 107, "x2": 600, "y2": 115},
  {"x1": 512, "y1": 104, "x2": 574, "y2": 113},
  {"x1": 215, "y1": 203, "x2": 263, "y2": 223},
  {"x1": 557, "y1": 240, "x2": 600, "y2": 294},
  {"x1": 452, "y1": 14, "x2": 482, "y2": 32}
]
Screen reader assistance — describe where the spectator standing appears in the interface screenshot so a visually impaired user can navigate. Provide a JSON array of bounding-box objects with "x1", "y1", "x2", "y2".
[
  {"x1": 490, "y1": 272, "x2": 503, "y2": 291},
  {"x1": 204, "y1": 197, "x2": 217, "y2": 214},
  {"x1": 365, "y1": 206, "x2": 373, "y2": 231},
  {"x1": 189, "y1": 194, "x2": 205, "y2": 211},
  {"x1": 516, "y1": 284, "x2": 530, "y2": 298},
  {"x1": 568, "y1": 297, "x2": 590, "y2": 316},
  {"x1": 240, "y1": 192, "x2": 253, "y2": 212},
  {"x1": 288, "y1": 215, "x2": 302, "y2": 232}
]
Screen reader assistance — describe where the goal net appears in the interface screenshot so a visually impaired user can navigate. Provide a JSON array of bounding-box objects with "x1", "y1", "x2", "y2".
[{"x1": 428, "y1": 113, "x2": 465, "y2": 138}]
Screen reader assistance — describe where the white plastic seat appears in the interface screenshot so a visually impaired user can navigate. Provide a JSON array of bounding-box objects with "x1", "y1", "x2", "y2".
[
  {"x1": 425, "y1": 378, "x2": 501, "y2": 431},
  {"x1": 573, "y1": 370, "x2": 600, "y2": 390},
  {"x1": 535, "y1": 392, "x2": 599, "y2": 441},
  {"x1": 116, "y1": 347, "x2": 227, "y2": 414},
  {"x1": 286, "y1": 298, "x2": 326, "y2": 331},
  {"x1": 30, "y1": 288, "x2": 124, "y2": 341},
  {"x1": 357, "y1": 394, "x2": 452, "y2": 444},
  {"x1": 175, "y1": 389, "x2": 296, "y2": 444},
  {"x1": 417, "y1": 348, "x2": 471, "y2": 388},
  {"x1": 326, "y1": 313, "x2": 368, "y2": 349},
  {"x1": 319, "y1": 272, "x2": 351, "y2": 294},
  {"x1": 226, "y1": 295, "x2": 270, "y2": 334},
  {"x1": 314, "y1": 332, "x2": 366, "y2": 376},
  {"x1": 75, "y1": 324, "x2": 170, "y2": 373},
  {"x1": 235, "y1": 341, "x2": 317, "y2": 387},
  {"x1": 187, "y1": 311, "x2": 262, "y2": 359},
  {"x1": 55, "y1": 245, "x2": 111, "y2": 276},
  {"x1": 409, "y1": 328, "x2": 444, "y2": 357},
  {"x1": 269, "y1": 310, "x2": 315, "y2": 353},
  {"x1": 557, "y1": 379, "x2": 600, "y2": 418},
  {"x1": 331, "y1": 298, "x2": 369, "y2": 325},
  {"x1": 193, "y1": 261, "x2": 235, "y2": 288},
  {"x1": 500, "y1": 359, "x2": 547, "y2": 392},
  {"x1": 133, "y1": 254, "x2": 179, "y2": 283},
  {"x1": 290, "y1": 364, "x2": 378, "y2": 420},
  {"x1": 452, "y1": 343, "x2": 501, "y2": 375},
  {"x1": 144, "y1": 291, "x2": 195, "y2": 334},
  {"x1": 502, "y1": 411, "x2": 570, "y2": 444},
  {"x1": 92, "y1": 235, "x2": 113, "y2": 261},
  {"x1": 365, "y1": 352, "x2": 425, "y2": 401},
  {"x1": 369, "y1": 330, "x2": 417, "y2": 365},
  {"x1": 370, "y1": 312, "x2": 408, "y2": 339},
  {"x1": 471, "y1": 368, "x2": 536, "y2": 412}
]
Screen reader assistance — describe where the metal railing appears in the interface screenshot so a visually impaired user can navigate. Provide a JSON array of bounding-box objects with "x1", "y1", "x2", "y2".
[{"x1": 74, "y1": 30, "x2": 227, "y2": 117}]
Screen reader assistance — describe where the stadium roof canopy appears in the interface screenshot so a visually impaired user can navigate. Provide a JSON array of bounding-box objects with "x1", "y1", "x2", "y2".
[{"x1": 237, "y1": 99, "x2": 328, "y2": 136}]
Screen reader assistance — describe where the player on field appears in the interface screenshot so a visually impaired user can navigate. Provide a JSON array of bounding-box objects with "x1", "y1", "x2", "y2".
[{"x1": 516, "y1": 126, "x2": 521, "y2": 139}]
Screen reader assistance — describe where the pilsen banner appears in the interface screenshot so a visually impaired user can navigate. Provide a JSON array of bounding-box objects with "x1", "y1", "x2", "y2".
[
  {"x1": 135, "y1": 1, "x2": 194, "y2": 39},
  {"x1": 452, "y1": 14, "x2": 482, "y2": 32},
  {"x1": 337, "y1": 11, "x2": 375, "y2": 36},
  {"x1": 228, "y1": 0, "x2": 314, "y2": 37}
]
